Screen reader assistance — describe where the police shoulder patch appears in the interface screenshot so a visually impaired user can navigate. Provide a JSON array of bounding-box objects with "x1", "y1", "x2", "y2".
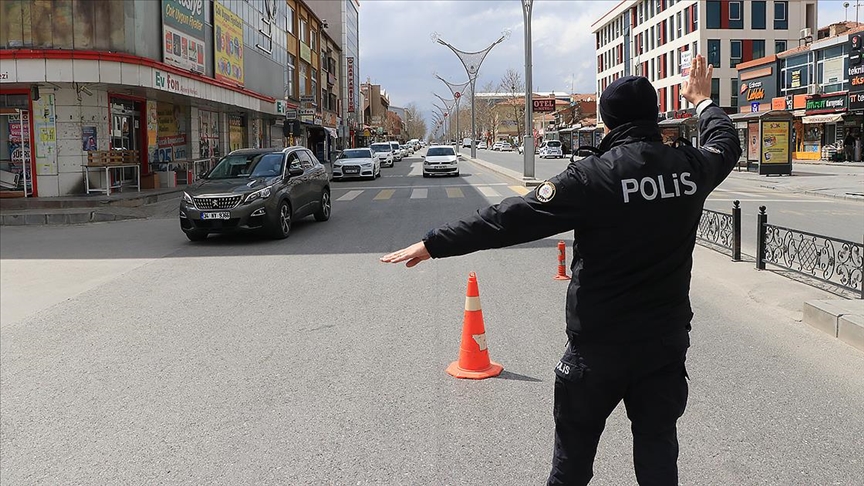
[{"x1": 535, "y1": 181, "x2": 557, "y2": 203}]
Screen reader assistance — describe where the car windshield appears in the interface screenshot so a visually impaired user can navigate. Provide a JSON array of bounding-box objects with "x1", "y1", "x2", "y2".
[
  {"x1": 427, "y1": 147, "x2": 455, "y2": 156},
  {"x1": 370, "y1": 144, "x2": 391, "y2": 152},
  {"x1": 547, "y1": 141, "x2": 561, "y2": 147},
  {"x1": 248, "y1": 153, "x2": 285, "y2": 178},
  {"x1": 206, "y1": 153, "x2": 268, "y2": 179},
  {"x1": 340, "y1": 149, "x2": 372, "y2": 159}
]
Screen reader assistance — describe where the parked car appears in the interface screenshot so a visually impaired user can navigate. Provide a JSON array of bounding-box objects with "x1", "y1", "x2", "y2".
[
  {"x1": 477, "y1": 140, "x2": 488, "y2": 150},
  {"x1": 538, "y1": 140, "x2": 564, "y2": 158},
  {"x1": 180, "y1": 147, "x2": 331, "y2": 241},
  {"x1": 388, "y1": 141, "x2": 403, "y2": 161},
  {"x1": 499, "y1": 142, "x2": 513, "y2": 152},
  {"x1": 370, "y1": 142, "x2": 395, "y2": 167},
  {"x1": 422, "y1": 145, "x2": 460, "y2": 177},
  {"x1": 492, "y1": 142, "x2": 504, "y2": 151},
  {"x1": 462, "y1": 137, "x2": 473, "y2": 148},
  {"x1": 333, "y1": 148, "x2": 380, "y2": 180}
]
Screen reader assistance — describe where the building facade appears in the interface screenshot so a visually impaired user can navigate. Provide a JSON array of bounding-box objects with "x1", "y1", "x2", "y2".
[
  {"x1": 592, "y1": 0, "x2": 816, "y2": 125},
  {"x1": 0, "y1": 0, "x2": 350, "y2": 198}
]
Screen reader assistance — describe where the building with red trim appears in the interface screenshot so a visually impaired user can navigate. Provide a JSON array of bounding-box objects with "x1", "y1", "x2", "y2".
[{"x1": 591, "y1": 0, "x2": 817, "y2": 126}]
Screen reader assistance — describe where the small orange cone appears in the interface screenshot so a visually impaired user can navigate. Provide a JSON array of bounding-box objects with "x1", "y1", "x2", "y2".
[
  {"x1": 446, "y1": 272, "x2": 504, "y2": 380},
  {"x1": 554, "y1": 240, "x2": 571, "y2": 280}
]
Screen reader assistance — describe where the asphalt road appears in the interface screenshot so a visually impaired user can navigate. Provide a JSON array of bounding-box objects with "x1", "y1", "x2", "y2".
[{"x1": 2, "y1": 151, "x2": 863, "y2": 484}]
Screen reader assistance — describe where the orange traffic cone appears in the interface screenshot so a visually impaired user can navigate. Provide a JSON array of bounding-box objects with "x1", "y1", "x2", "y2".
[
  {"x1": 446, "y1": 272, "x2": 504, "y2": 380},
  {"x1": 554, "y1": 240, "x2": 571, "y2": 280}
]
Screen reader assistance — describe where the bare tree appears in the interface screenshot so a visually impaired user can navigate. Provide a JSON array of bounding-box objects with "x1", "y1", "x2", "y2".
[
  {"x1": 499, "y1": 68, "x2": 525, "y2": 141},
  {"x1": 403, "y1": 102, "x2": 428, "y2": 140},
  {"x1": 473, "y1": 80, "x2": 497, "y2": 142}
]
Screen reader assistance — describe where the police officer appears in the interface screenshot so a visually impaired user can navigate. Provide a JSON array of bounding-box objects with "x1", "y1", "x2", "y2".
[{"x1": 381, "y1": 55, "x2": 741, "y2": 485}]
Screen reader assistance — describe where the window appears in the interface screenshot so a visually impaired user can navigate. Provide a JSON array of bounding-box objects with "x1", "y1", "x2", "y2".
[
  {"x1": 710, "y1": 78, "x2": 720, "y2": 106},
  {"x1": 729, "y1": 1, "x2": 741, "y2": 20},
  {"x1": 751, "y1": 1, "x2": 766, "y2": 29},
  {"x1": 676, "y1": 12, "x2": 682, "y2": 37},
  {"x1": 286, "y1": 54, "x2": 296, "y2": 99},
  {"x1": 708, "y1": 39, "x2": 721, "y2": 68},
  {"x1": 310, "y1": 30, "x2": 316, "y2": 52},
  {"x1": 300, "y1": 18, "x2": 308, "y2": 44},
  {"x1": 775, "y1": 40, "x2": 787, "y2": 54},
  {"x1": 693, "y1": 4, "x2": 699, "y2": 31},
  {"x1": 256, "y1": 0, "x2": 277, "y2": 54},
  {"x1": 299, "y1": 63, "x2": 307, "y2": 96},
  {"x1": 287, "y1": 6, "x2": 295, "y2": 35},
  {"x1": 311, "y1": 69, "x2": 318, "y2": 105},
  {"x1": 774, "y1": 1, "x2": 788, "y2": 29},
  {"x1": 730, "y1": 78, "x2": 738, "y2": 107},
  {"x1": 706, "y1": 1, "x2": 720, "y2": 29},
  {"x1": 730, "y1": 40, "x2": 742, "y2": 67},
  {"x1": 753, "y1": 40, "x2": 766, "y2": 60}
]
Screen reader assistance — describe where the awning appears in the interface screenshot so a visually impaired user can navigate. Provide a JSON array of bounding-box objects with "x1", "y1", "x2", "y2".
[
  {"x1": 324, "y1": 127, "x2": 339, "y2": 138},
  {"x1": 802, "y1": 113, "x2": 844, "y2": 124}
]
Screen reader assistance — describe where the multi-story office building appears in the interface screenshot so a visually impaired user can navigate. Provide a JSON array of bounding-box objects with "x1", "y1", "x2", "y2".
[
  {"x1": 592, "y1": 0, "x2": 817, "y2": 124},
  {"x1": 0, "y1": 0, "x2": 347, "y2": 198},
  {"x1": 306, "y1": 0, "x2": 360, "y2": 146}
]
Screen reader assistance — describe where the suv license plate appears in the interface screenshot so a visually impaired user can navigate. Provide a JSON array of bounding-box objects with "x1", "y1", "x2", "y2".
[{"x1": 201, "y1": 211, "x2": 231, "y2": 220}]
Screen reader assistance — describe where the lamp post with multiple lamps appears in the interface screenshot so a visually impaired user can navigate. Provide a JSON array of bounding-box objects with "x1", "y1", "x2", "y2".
[
  {"x1": 434, "y1": 74, "x2": 471, "y2": 153},
  {"x1": 432, "y1": 30, "x2": 509, "y2": 159},
  {"x1": 433, "y1": 93, "x2": 457, "y2": 143}
]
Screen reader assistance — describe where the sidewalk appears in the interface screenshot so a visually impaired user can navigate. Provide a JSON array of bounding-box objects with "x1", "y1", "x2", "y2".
[{"x1": 464, "y1": 153, "x2": 864, "y2": 353}]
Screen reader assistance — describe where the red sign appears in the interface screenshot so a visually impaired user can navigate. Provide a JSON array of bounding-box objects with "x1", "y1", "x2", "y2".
[
  {"x1": 532, "y1": 98, "x2": 556, "y2": 113},
  {"x1": 454, "y1": 92, "x2": 461, "y2": 99},
  {"x1": 347, "y1": 57, "x2": 355, "y2": 113}
]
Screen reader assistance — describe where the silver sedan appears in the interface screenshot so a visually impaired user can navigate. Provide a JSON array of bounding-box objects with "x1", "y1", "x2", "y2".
[{"x1": 332, "y1": 148, "x2": 381, "y2": 180}]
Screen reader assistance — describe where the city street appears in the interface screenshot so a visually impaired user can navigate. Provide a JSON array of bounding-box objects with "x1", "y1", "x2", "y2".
[{"x1": 2, "y1": 152, "x2": 863, "y2": 485}]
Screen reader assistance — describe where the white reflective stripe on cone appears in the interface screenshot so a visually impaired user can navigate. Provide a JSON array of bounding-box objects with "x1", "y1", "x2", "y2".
[{"x1": 464, "y1": 295, "x2": 482, "y2": 311}]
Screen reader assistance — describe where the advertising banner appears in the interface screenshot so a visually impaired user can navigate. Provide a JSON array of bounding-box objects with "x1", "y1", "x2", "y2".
[
  {"x1": 761, "y1": 121, "x2": 790, "y2": 164},
  {"x1": 32, "y1": 94, "x2": 57, "y2": 175},
  {"x1": 805, "y1": 94, "x2": 847, "y2": 114},
  {"x1": 82, "y1": 126, "x2": 97, "y2": 151},
  {"x1": 161, "y1": 0, "x2": 206, "y2": 74},
  {"x1": 747, "y1": 121, "x2": 759, "y2": 160},
  {"x1": 347, "y1": 57, "x2": 355, "y2": 112},
  {"x1": 214, "y1": 1, "x2": 244, "y2": 85},
  {"x1": 532, "y1": 98, "x2": 556, "y2": 113}
]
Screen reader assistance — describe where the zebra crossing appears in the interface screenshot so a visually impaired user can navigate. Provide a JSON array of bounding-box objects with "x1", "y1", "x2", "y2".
[{"x1": 334, "y1": 184, "x2": 531, "y2": 202}]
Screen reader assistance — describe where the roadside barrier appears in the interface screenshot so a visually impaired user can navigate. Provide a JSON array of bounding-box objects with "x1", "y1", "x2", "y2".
[
  {"x1": 446, "y1": 272, "x2": 504, "y2": 379},
  {"x1": 555, "y1": 240, "x2": 571, "y2": 280}
]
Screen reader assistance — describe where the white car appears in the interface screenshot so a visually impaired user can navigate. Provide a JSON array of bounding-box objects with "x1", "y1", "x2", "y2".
[
  {"x1": 492, "y1": 141, "x2": 504, "y2": 151},
  {"x1": 422, "y1": 145, "x2": 460, "y2": 177},
  {"x1": 462, "y1": 138, "x2": 473, "y2": 148},
  {"x1": 370, "y1": 142, "x2": 395, "y2": 167},
  {"x1": 538, "y1": 140, "x2": 564, "y2": 158},
  {"x1": 477, "y1": 141, "x2": 488, "y2": 150},
  {"x1": 388, "y1": 141, "x2": 403, "y2": 161},
  {"x1": 332, "y1": 148, "x2": 380, "y2": 180},
  {"x1": 499, "y1": 142, "x2": 513, "y2": 152}
]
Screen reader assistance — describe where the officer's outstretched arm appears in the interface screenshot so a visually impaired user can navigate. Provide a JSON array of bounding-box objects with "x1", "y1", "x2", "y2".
[
  {"x1": 421, "y1": 166, "x2": 585, "y2": 259},
  {"x1": 696, "y1": 101, "x2": 743, "y2": 188}
]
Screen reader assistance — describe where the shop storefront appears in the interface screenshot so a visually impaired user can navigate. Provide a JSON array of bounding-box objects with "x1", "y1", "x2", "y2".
[
  {"x1": 801, "y1": 92, "x2": 848, "y2": 161},
  {"x1": 0, "y1": 92, "x2": 34, "y2": 197},
  {"x1": 730, "y1": 110, "x2": 794, "y2": 174},
  {"x1": 659, "y1": 109, "x2": 699, "y2": 147}
]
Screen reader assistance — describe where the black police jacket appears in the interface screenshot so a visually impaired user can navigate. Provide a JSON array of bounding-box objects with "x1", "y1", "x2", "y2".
[{"x1": 422, "y1": 103, "x2": 742, "y2": 343}]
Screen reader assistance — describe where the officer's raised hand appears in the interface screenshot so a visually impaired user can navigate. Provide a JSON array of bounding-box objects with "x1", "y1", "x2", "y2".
[
  {"x1": 380, "y1": 241, "x2": 430, "y2": 267},
  {"x1": 682, "y1": 54, "x2": 713, "y2": 105}
]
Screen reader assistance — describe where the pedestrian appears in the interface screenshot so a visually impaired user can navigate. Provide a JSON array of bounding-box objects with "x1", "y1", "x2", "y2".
[
  {"x1": 381, "y1": 54, "x2": 740, "y2": 485},
  {"x1": 844, "y1": 130, "x2": 855, "y2": 161}
]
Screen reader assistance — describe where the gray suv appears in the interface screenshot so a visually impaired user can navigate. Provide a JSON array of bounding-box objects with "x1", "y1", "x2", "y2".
[{"x1": 180, "y1": 147, "x2": 331, "y2": 241}]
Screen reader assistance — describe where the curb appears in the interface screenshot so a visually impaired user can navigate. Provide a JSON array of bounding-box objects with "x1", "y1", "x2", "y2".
[
  {"x1": 0, "y1": 211, "x2": 144, "y2": 226},
  {"x1": 756, "y1": 183, "x2": 864, "y2": 202},
  {"x1": 803, "y1": 299, "x2": 864, "y2": 352},
  {"x1": 464, "y1": 156, "x2": 542, "y2": 186}
]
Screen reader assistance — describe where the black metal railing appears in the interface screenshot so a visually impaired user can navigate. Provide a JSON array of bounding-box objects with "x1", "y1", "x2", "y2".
[
  {"x1": 696, "y1": 200, "x2": 741, "y2": 261},
  {"x1": 756, "y1": 206, "x2": 864, "y2": 298}
]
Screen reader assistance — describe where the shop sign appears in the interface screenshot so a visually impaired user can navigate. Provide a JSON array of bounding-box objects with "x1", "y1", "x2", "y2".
[
  {"x1": 314, "y1": 117, "x2": 322, "y2": 126},
  {"x1": 347, "y1": 57, "x2": 355, "y2": 112},
  {"x1": 214, "y1": 1, "x2": 244, "y2": 85},
  {"x1": 300, "y1": 95, "x2": 315, "y2": 104},
  {"x1": 771, "y1": 97, "x2": 786, "y2": 110},
  {"x1": 285, "y1": 109, "x2": 298, "y2": 120},
  {"x1": 740, "y1": 81, "x2": 765, "y2": 102},
  {"x1": 532, "y1": 98, "x2": 556, "y2": 113},
  {"x1": 300, "y1": 42, "x2": 312, "y2": 64},
  {"x1": 300, "y1": 108, "x2": 315, "y2": 116},
  {"x1": 275, "y1": 100, "x2": 288, "y2": 115},
  {"x1": 154, "y1": 70, "x2": 200, "y2": 97},
  {"x1": 849, "y1": 64, "x2": 864, "y2": 93},
  {"x1": 805, "y1": 93, "x2": 847, "y2": 114},
  {"x1": 680, "y1": 51, "x2": 692, "y2": 77},
  {"x1": 790, "y1": 70, "x2": 802, "y2": 88},
  {"x1": 849, "y1": 92, "x2": 864, "y2": 111},
  {"x1": 161, "y1": 0, "x2": 206, "y2": 74}
]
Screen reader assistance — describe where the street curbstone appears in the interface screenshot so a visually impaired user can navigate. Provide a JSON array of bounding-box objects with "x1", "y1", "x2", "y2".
[
  {"x1": 65, "y1": 212, "x2": 92, "y2": 225},
  {"x1": 802, "y1": 300, "x2": 845, "y2": 337},
  {"x1": 24, "y1": 214, "x2": 47, "y2": 225},
  {"x1": 1, "y1": 214, "x2": 27, "y2": 226},
  {"x1": 838, "y1": 313, "x2": 864, "y2": 352}
]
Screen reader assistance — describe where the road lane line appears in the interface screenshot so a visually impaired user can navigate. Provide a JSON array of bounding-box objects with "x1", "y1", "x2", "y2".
[
  {"x1": 411, "y1": 188, "x2": 428, "y2": 199},
  {"x1": 374, "y1": 189, "x2": 396, "y2": 200},
  {"x1": 336, "y1": 190, "x2": 363, "y2": 201},
  {"x1": 408, "y1": 162, "x2": 424, "y2": 177},
  {"x1": 477, "y1": 186, "x2": 501, "y2": 197},
  {"x1": 446, "y1": 188, "x2": 464, "y2": 198},
  {"x1": 509, "y1": 185, "x2": 531, "y2": 195}
]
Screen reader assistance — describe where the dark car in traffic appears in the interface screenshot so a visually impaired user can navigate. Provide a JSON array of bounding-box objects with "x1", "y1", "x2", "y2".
[{"x1": 180, "y1": 147, "x2": 331, "y2": 241}]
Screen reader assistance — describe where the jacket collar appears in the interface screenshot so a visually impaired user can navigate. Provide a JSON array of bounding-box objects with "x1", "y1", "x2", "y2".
[{"x1": 597, "y1": 120, "x2": 662, "y2": 153}]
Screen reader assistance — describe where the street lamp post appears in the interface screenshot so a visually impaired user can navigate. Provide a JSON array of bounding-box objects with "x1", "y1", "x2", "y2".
[
  {"x1": 434, "y1": 74, "x2": 471, "y2": 153},
  {"x1": 521, "y1": 0, "x2": 535, "y2": 182},
  {"x1": 433, "y1": 93, "x2": 456, "y2": 143},
  {"x1": 432, "y1": 31, "x2": 509, "y2": 159}
]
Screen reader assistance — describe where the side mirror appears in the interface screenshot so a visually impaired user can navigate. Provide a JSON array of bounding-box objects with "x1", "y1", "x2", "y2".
[
  {"x1": 288, "y1": 166, "x2": 304, "y2": 177},
  {"x1": 420, "y1": 155, "x2": 425, "y2": 159}
]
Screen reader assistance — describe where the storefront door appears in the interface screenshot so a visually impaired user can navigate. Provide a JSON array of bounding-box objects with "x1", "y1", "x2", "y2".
[{"x1": 0, "y1": 106, "x2": 33, "y2": 196}]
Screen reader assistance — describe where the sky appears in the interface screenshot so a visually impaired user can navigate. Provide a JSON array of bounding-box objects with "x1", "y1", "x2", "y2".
[{"x1": 359, "y1": 0, "x2": 850, "y2": 130}]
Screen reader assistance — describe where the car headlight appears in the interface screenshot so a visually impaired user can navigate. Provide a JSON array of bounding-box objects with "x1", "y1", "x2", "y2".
[
  {"x1": 183, "y1": 192, "x2": 194, "y2": 205},
  {"x1": 362, "y1": 162, "x2": 372, "y2": 168},
  {"x1": 244, "y1": 186, "x2": 272, "y2": 203}
]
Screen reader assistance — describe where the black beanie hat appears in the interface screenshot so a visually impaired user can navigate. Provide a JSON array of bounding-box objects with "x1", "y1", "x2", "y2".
[{"x1": 599, "y1": 76, "x2": 659, "y2": 129}]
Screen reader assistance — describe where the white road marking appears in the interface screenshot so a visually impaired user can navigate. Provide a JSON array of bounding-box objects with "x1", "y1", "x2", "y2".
[
  {"x1": 706, "y1": 198, "x2": 833, "y2": 203},
  {"x1": 477, "y1": 186, "x2": 501, "y2": 197},
  {"x1": 374, "y1": 189, "x2": 396, "y2": 200},
  {"x1": 446, "y1": 188, "x2": 465, "y2": 198},
  {"x1": 411, "y1": 188, "x2": 428, "y2": 199},
  {"x1": 336, "y1": 190, "x2": 363, "y2": 201}
]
